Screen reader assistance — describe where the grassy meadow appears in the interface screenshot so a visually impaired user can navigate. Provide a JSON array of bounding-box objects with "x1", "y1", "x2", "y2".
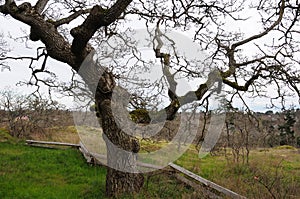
[
  {"x1": 0, "y1": 140, "x2": 107, "y2": 198},
  {"x1": 0, "y1": 129, "x2": 196, "y2": 199},
  {"x1": 1, "y1": 128, "x2": 300, "y2": 198},
  {"x1": 175, "y1": 146, "x2": 300, "y2": 198}
]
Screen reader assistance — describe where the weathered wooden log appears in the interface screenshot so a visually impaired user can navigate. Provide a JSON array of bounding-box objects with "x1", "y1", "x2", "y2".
[
  {"x1": 174, "y1": 173, "x2": 222, "y2": 199},
  {"x1": 169, "y1": 163, "x2": 247, "y2": 199},
  {"x1": 26, "y1": 140, "x2": 80, "y2": 148}
]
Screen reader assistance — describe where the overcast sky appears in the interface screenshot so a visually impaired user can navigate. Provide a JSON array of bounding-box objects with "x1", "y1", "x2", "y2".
[{"x1": 0, "y1": 3, "x2": 299, "y2": 112}]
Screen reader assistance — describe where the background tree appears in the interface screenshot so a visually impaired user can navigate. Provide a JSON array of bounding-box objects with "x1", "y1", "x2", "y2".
[
  {"x1": 262, "y1": 119, "x2": 279, "y2": 147},
  {"x1": 222, "y1": 99, "x2": 253, "y2": 165},
  {"x1": 278, "y1": 109, "x2": 296, "y2": 146},
  {"x1": 0, "y1": 0, "x2": 299, "y2": 197}
]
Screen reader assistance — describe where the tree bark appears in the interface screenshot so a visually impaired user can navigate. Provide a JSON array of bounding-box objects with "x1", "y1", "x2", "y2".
[{"x1": 96, "y1": 86, "x2": 144, "y2": 197}]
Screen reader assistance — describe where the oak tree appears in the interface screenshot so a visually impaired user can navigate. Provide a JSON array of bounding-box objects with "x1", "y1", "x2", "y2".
[{"x1": 0, "y1": 0, "x2": 299, "y2": 197}]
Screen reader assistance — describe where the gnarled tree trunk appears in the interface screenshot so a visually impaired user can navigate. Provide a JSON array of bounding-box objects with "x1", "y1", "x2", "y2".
[{"x1": 95, "y1": 79, "x2": 144, "y2": 197}]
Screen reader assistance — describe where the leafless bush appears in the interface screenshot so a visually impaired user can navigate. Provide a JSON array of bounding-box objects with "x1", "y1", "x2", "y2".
[
  {"x1": 0, "y1": 89, "x2": 67, "y2": 138},
  {"x1": 250, "y1": 160, "x2": 299, "y2": 199}
]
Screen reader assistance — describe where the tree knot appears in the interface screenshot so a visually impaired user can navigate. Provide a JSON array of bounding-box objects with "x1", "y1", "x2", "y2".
[{"x1": 18, "y1": 2, "x2": 32, "y2": 13}]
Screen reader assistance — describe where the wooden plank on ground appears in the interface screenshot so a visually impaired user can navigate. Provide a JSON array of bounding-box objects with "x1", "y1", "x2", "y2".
[
  {"x1": 26, "y1": 140, "x2": 80, "y2": 148},
  {"x1": 137, "y1": 162, "x2": 163, "y2": 170},
  {"x1": 85, "y1": 151, "x2": 164, "y2": 170},
  {"x1": 169, "y1": 163, "x2": 247, "y2": 199},
  {"x1": 174, "y1": 173, "x2": 222, "y2": 199},
  {"x1": 79, "y1": 142, "x2": 94, "y2": 163}
]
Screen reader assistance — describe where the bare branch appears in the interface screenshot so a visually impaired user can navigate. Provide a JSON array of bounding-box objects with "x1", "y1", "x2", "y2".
[
  {"x1": 231, "y1": 0, "x2": 286, "y2": 49},
  {"x1": 223, "y1": 73, "x2": 260, "y2": 92},
  {"x1": 153, "y1": 23, "x2": 179, "y2": 119},
  {"x1": 70, "y1": 0, "x2": 133, "y2": 56},
  {"x1": 0, "y1": 1, "x2": 80, "y2": 68},
  {"x1": 34, "y1": 0, "x2": 49, "y2": 14},
  {"x1": 53, "y1": 9, "x2": 91, "y2": 27},
  {"x1": 284, "y1": 3, "x2": 300, "y2": 37}
]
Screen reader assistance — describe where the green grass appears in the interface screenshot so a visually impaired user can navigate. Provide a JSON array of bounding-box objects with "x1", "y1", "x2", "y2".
[
  {"x1": 127, "y1": 173, "x2": 195, "y2": 199},
  {"x1": 139, "y1": 139, "x2": 300, "y2": 198},
  {"x1": 0, "y1": 128, "x2": 198, "y2": 198},
  {"x1": 0, "y1": 139, "x2": 197, "y2": 198},
  {"x1": 0, "y1": 128, "x2": 16, "y2": 143},
  {"x1": 0, "y1": 142, "x2": 107, "y2": 199},
  {"x1": 1, "y1": 126, "x2": 299, "y2": 199},
  {"x1": 175, "y1": 146, "x2": 300, "y2": 198}
]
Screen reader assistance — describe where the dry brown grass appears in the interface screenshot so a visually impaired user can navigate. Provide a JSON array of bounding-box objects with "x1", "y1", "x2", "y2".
[{"x1": 30, "y1": 126, "x2": 80, "y2": 144}]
